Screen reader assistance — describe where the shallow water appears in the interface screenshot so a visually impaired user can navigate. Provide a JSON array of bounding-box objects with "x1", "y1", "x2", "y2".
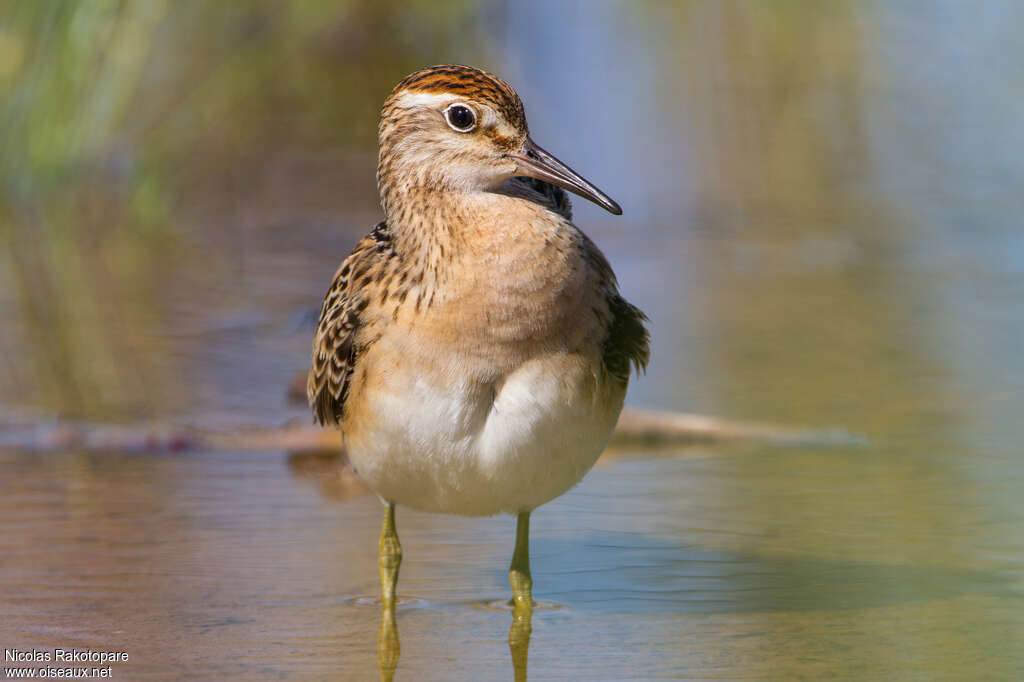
[
  {"x1": 4, "y1": 1, "x2": 1024, "y2": 679},
  {"x1": 2, "y1": 442, "x2": 1022, "y2": 680}
]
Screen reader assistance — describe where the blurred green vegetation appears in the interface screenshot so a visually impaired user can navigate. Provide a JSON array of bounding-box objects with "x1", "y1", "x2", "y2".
[
  {"x1": 0, "y1": 0, "x2": 488, "y2": 419},
  {"x1": 0, "y1": 0, "x2": 1018, "y2": 449}
]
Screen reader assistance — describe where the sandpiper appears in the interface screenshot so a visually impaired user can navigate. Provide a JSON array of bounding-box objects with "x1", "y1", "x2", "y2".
[{"x1": 308, "y1": 64, "x2": 649, "y2": 609}]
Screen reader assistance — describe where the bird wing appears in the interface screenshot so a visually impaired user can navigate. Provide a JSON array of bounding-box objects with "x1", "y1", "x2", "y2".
[
  {"x1": 603, "y1": 294, "x2": 650, "y2": 382},
  {"x1": 578, "y1": 232, "x2": 650, "y2": 382},
  {"x1": 308, "y1": 221, "x2": 392, "y2": 426}
]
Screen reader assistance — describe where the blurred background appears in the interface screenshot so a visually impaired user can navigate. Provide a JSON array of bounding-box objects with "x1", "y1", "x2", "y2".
[{"x1": 2, "y1": 1, "x2": 1023, "y2": 680}]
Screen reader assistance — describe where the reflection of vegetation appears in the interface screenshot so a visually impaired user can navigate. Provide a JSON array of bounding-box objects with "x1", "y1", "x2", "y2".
[
  {"x1": 662, "y1": 2, "x2": 954, "y2": 439},
  {"x1": 677, "y1": 2, "x2": 870, "y2": 220},
  {"x1": 653, "y1": 5, "x2": 1008, "y2": 676},
  {"x1": 0, "y1": 0, "x2": 486, "y2": 418}
]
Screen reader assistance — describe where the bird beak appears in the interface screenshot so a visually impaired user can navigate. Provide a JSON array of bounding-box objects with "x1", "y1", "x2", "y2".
[{"x1": 510, "y1": 137, "x2": 622, "y2": 215}]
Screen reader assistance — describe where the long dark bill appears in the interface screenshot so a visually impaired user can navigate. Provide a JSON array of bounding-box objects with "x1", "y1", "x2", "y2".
[{"x1": 510, "y1": 137, "x2": 622, "y2": 215}]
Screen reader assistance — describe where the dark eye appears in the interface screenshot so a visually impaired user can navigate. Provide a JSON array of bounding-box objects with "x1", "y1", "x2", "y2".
[{"x1": 445, "y1": 104, "x2": 476, "y2": 132}]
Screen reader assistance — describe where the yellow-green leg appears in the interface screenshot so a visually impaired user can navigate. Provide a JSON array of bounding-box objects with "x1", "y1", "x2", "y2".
[
  {"x1": 509, "y1": 511, "x2": 533, "y2": 607},
  {"x1": 379, "y1": 502, "x2": 402, "y2": 606}
]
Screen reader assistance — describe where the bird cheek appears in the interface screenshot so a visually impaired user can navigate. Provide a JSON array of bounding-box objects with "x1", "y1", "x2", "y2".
[{"x1": 480, "y1": 161, "x2": 518, "y2": 189}]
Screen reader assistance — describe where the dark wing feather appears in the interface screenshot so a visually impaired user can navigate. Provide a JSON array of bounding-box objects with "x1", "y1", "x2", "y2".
[
  {"x1": 308, "y1": 222, "x2": 392, "y2": 425},
  {"x1": 578, "y1": 231, "x2": 650, "y2": 382},
  {"x1": 603, "y1": 294, "x2": 650, "y2": 382}
]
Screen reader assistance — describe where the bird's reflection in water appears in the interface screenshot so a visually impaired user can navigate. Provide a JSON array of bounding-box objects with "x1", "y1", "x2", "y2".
[
  {"x1": 508, "y1": 602, "x2": 533, "y2": 682},
  {"x1": 375, "y1": 599, "x2": 534, "y2": 681},
  {"x1": 377, "y1": 525, "x2": 401, "y2": 682},
  {"x1": 377, "y1": 599, "x2": 400, "y2": 682}
]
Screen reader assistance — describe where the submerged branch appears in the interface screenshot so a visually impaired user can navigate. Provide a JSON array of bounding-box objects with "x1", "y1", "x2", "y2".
[{"x1": 0, "y1": 406, "x2": 863, "y2": 455}]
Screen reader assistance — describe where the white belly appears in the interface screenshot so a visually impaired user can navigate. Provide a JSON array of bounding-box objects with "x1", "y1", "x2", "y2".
[{"x1": 343, "y1": 353, "x2": 625, "y2": 516}]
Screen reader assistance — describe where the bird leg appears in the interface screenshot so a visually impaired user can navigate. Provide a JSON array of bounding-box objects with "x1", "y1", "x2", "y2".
[
  {"x1": 509, "y1": 511, "x2": 533, "y2": 608},
  {"x1": 379, "y1": 502, "x2": 402, "y2": 607}
]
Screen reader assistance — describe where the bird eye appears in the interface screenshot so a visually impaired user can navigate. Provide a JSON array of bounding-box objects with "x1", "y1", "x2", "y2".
[{"x1": 444, "y1": 104, "x2": 477, "y2": 132}]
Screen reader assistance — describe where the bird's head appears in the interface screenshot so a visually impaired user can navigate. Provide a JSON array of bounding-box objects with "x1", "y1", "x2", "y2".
[{"x1": 377, "y1": 64, "x2": 620, "y2": 217}]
